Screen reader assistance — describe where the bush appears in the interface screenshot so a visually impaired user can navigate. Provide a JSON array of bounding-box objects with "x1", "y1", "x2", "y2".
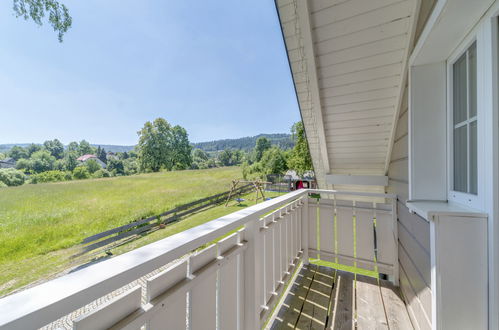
[
  {"x1": 72, "y1": 166, "x2": 90, "y2": 180},
  {"x1": 30, "y1": 170, "x2": 71, "y2": 184},
  {"x1": 0, "y1": 181, "x2": 7, "y2": 188},
  {"x1": 85, "y1": 159, "x2": 101, "y2": 174},
  {"x1": 93, "y1": 169, "x2": 111, "y2": 178},
  {"x1": 0, "y1": 168, "x2": 26, "y2": 186}
]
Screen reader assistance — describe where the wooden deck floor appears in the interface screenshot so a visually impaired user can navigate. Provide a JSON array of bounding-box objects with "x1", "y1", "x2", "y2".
[{"x1": 269, "y1": 264, "x2": 413, "y2": 329}]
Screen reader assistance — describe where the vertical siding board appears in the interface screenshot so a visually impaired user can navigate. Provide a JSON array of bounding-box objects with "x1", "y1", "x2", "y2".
[
  {"x1": 355, "y1": 202, "x2": 376, "y2": 271},
  {"x1": 264, "y1": 216, "x2": 274, "y2": 304},
  {"x1": 319, "y1": 201, "x2": 335, "y2": 258},
  {"x1": 274, "y1": 214, "x2": 282, "y2": 287},
  {"x1": 336, "y1": 200, "x2": 355, "y2": 267},
  {"x1": 190, "y1": 245, "x2": 217, "y2": 330},
  {"x1": 308, "y1": 199, "x2": 319, "y2": 258},
  {"x1": 73, "y1": 286, "x2": 143, "y2": 330},
  {"x1": 280, "y1": 214, "x2": 288, "y2": 278},
  {"x1": 146, "y1": 262, "x2": 188, "y2": 330},
  {"x1": 218, "y1": 234, "x2": 239, "y2": 330},
  {"x1": 375, "y1": 208, "x2": 395, "y2": 268}
]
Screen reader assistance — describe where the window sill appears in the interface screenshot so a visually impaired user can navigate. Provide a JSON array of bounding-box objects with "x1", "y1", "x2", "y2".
[{"x1": 406, "y1": 200, "x2": 487, "y2": 222}]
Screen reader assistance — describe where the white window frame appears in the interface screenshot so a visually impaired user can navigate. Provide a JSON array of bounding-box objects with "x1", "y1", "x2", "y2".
[{"x1": 447, "y1": 35, "x2": 484, "y2": 209}]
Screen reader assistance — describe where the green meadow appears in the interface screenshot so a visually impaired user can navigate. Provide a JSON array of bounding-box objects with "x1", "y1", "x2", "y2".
[{"x1": 0, "y1": 167, "x2": 255, "y2": 294}]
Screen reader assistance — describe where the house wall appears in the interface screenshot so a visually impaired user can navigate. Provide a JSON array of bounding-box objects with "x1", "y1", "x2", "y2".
[
  {"x1": 387, "y1": 86, "x2": 432, "y2": 330},
  {"x1": 386, "y1": 1, "x2": 436, "y2": 328}
]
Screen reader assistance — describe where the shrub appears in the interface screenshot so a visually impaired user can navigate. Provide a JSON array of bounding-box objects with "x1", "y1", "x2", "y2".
[
  {"x1": 72, "y1": 166, "x2": 90, "y2": 180},
  {"x1": 93, "y1": 169, "x2": 111, "y2": 178},
  {"x1": 85, "y1": 159, "x2": 101, "y2": 174},
  {"x1": 30, "y1": 170, "x2": 71, "y2": 184},
  {"x1": 0, "y1": 181, "x2": 7, "y2": 188},
  {"x1": 0, "y1": 168, "x2": 26, "y2": 186}
]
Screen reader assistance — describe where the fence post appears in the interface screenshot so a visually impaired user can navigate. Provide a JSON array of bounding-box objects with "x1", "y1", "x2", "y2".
[
  {"x1": 391, "y1": 197, "x2": 399, "y2": 286},
  {"x1": 243, "y1": 215, "x2": 263, "y2": 330},
  {"x1": 301, "y1": 195, "x2": 309, "y2": 264}
]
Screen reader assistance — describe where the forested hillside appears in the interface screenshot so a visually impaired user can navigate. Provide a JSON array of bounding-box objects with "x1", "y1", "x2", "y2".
[{"x1": 192, "y1": 133, "x2": 293, "y2": 152}]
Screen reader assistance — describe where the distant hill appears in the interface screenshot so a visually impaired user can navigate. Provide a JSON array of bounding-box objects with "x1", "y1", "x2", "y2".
[
  {"x1": 92, "y1": 145, "x2": 135, "y2": 153},
  {"x1": 192, "y1": 133, "x2": 294, "y2": 152},
  {"x1": 0, "y1": 133, "x2": 293, "y2": 155},
  {"x1": 0, "y1": 143, "x2": 135, "y2": 154}
]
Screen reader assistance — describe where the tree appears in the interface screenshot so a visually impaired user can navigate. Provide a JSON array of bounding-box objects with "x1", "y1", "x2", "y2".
[
  {"x1": 260, "y1": 147, "x2": 288, "y2": 175},
  {"x1": 63, "y1": 151, "x2": 78, "y2": 171},
  {"x1": 217, "y1": 149, "x2": 244, "y2": 167},
  {"x1": 137, "y1": 118, "x2": 192, "y2": 172},
  {"x1": 78, "y1": 140, "x2": 93, "y2": 156},
  {"x1": 108, "y1": 159, "x2": 125, "y2": 176},
  {"x1": 30, "y1": 150, "x2": 56, "y2": 173},
  {"x1": 170, "y1": 125, "x2": 192, "y2": 170},
  {"x1": 192, "y1": 148, "x2": 209, "y2": 161},
  {"x1": 13, "y1": 0, "x2": 72, "y2": 42},
  {"x1": 287, "y1": 122, "x2": 313, "y2": 175},
  {"x1": 85, "y1": 159, "x2": 101, "y2": 174},
  {"x1": 8, "y1": 146, "x2": 28, "y2": 160},
  {"x1": 43, "y1": 139, "x2": 64, "y2": 159},
  {"x1": 96, "y1": 146, "x2": 107, "y2": 164},
  {"x1": 67, "y1": 141, "x2": 79, "y2": 153},
  {"x1": 253, "y1": 137, "x2": 271, "y2": 162},
  {"x1": 26, "y1": 143, "x2": 42, "y2": 156},
  {"x1": 218, "y1": 149, "x2": 233, "y2": 166}
]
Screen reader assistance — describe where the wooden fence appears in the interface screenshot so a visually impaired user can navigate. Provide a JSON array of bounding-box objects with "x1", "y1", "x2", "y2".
[{"x1": 76, "y1": 183, "x2": 253, "y2": 256}]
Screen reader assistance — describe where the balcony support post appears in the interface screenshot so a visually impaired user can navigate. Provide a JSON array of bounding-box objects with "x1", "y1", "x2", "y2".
[
  {"x1": 301, "y1": 195, "x2": 309, "y2": 264},
  {"x1": 242, "y1": 215, "x2": 263, "y2": 330},
  {"x1": 391, "y1": 197, "x2": 399, "y2": 286}
]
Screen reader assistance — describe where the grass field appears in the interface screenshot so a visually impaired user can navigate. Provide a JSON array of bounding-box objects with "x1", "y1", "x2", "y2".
[{"x1": 0, "y1": 167, "x2": 259, "y2": 294}]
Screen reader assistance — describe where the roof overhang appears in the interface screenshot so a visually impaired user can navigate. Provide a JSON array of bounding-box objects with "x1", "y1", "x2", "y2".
[{"x1": 276, "y1": 0, "x2": 421, "y2": 190}]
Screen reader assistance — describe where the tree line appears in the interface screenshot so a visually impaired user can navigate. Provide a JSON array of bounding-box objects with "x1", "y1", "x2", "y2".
[
  {"x1": 192, "y1": 133, "x2": 294, "y2": 152},
  {"x1": 0, "y1": 118, "x2": 312, "y2": 187}
]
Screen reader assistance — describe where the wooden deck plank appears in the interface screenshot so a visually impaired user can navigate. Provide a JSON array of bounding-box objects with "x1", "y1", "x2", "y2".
[
  {"x1": 296, "y1": 266, "x2": 335, "y2": 330},
  {"x1": 326, "y1": 271, "x2": 354, "y2": 330},
  {"x1": 355, "y1": 275, "x2": 389, "y2": 329},
  {"x1": 270, "y1": 266, "x2": 413, "y2": 330},
  {"x1": 379, "y1": 279, "x2": 414, "y2": 330},
  {"x1": 271, "y1": 264, "x2": 316, "y2": 329}
]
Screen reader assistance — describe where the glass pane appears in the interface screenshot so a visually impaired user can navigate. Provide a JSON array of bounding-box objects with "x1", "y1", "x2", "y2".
[
  {"x1": 454, "y1": 125, "x2": 468, "y2": 192},
  {"x1": 469, "y1": 42, "x2": 477, "y2": 118},
  {"x1": 453, "y1": 53, "x2": 468, "y2": 125},
  {"x1": 470, "y1": 121, "x2": 477, "y2": 194}
]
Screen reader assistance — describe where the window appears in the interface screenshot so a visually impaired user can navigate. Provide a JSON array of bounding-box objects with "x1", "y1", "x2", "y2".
[{"x1": 452, "y1": 41, "x2": 477, "y2": 195}]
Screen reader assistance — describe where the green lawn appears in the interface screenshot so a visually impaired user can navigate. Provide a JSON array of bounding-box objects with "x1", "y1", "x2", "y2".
[{"x1": 0, "y1": 167, "x2": 249, "y2": 293}]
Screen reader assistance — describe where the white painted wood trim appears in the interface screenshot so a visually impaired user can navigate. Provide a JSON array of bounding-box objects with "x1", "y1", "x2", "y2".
[
  {"x1": 326, "y1": 174, "x2": 388, "y2": 186},
  {"x1": 384, "y1": 0, "x2": 422, "y2": 175},
  {"x1": 295, "y1": 0, "x2": 331, "y2": 172}
]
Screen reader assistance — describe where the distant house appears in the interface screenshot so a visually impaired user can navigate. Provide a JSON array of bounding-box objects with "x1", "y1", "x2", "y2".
[
  {"x1": 76, "y1": 154, "x2": 106, "y2": 169},
  {"x1": 0, "y1": 157, "x2": 16, "y2": 169},
  {"x1": 283, "y1": 170, "x2": 316, "y2": 190}
]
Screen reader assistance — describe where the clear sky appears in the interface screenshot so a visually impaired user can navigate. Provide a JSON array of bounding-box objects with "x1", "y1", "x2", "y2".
[{"x1": 0, "y1": 1, "x2": 300, "y2": 145}]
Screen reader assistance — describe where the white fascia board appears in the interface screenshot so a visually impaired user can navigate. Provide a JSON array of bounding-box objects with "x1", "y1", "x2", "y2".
[
  {"x1": 295, "y1": 0, "x2": 330, "y2": 172},
  {"x1": 326, "y1": 174, "x2": 388, "y2": 186},
  {"x1": 410, "y1": 0, "x2": 495, "y2": 66}
]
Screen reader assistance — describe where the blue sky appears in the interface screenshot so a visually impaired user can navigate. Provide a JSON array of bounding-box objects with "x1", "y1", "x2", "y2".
[{"x1": 0, "y1": 1, "x2": 300, "y2": 145}]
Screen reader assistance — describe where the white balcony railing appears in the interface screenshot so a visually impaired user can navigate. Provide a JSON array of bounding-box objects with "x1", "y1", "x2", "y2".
[{"x1": 0, "y1": 189, "x2": 397, "y2": 330}]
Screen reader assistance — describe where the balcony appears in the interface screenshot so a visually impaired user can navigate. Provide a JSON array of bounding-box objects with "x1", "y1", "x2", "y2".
[{"x1": 0, "y1": 189, "x2": 403, "y2": 330}]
